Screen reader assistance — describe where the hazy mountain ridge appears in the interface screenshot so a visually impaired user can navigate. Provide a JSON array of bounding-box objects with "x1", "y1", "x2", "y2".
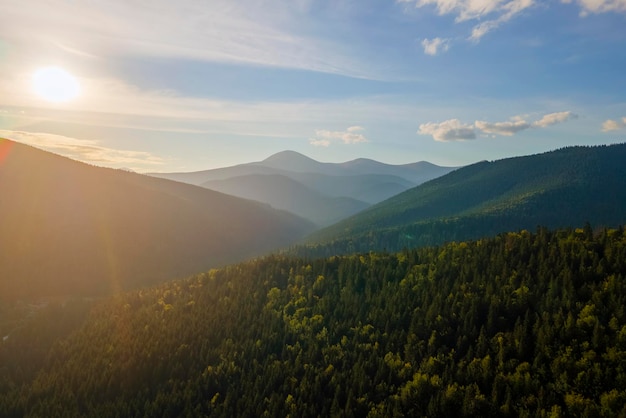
[
  {"x1": 303, "y1": 144, "x2": 626, "y2": 254},
  {"x1": 150, "y1": 150, "x2": 454, "y2": 185},
  {"x1": 149, "y1": 150, "x2": 456, "y2": 225},
  {"x1": 202, "y1": 174, "x2": 370, "y2": 226},
  {"x1": 0, "y1": 139, "x2": 314, "y2": 301}
]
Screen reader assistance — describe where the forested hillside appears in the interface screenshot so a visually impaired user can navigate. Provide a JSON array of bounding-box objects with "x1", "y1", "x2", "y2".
[
  {"x1": 303, "y1": 144, "x2": 626, "y2": 256},
  {"x1": 2, "y1": 227, "x2": 626, "y2": 417}
]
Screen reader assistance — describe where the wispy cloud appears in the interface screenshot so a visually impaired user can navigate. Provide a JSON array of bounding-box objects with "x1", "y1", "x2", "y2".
[
  {"x1": 402, "y1": 0, "x2": 535, "y2": 42},
  {"x1": 421, "y1": 37, "x2": 450, "y2": 55},
  {"x1": 469, "y1": 0, "x2": 534, "y2": 42},
  {"x1": 418, "y1": 111, "x2": 577, "y2": 141},
  {"x1": 0, "y1": 130, "x2": 165, "y2": 170},
  {"x1": 532, "y1": 111, "x2": 578, "y2": 127},
  {"x1": 309, "y1": 138, "x2": 332, "y2": 147},
  {"x1": 564, "y1": 0, "x2": 626, "y2": 16},
  {"x1": 0, "y1": 71, "x2": 421, "y2": 145},
  {"x1": 409, "y1": 0, "x2": 505, "y2": 21},
  {"x1": 309, "y1": 126, "x2": 369, "y2": 147},
  {"x1": 0, "y1": 74, "x2": 354, "y2": 127},
  {"x1": 404, "y1": 0, "x2": 626, "y2": 48},
  {"x1": 0, "y1": 0, "x2": 369, "y2": 78},
  {"x1": 601, "y1": 117, "x2": 626, "y2": 132}
]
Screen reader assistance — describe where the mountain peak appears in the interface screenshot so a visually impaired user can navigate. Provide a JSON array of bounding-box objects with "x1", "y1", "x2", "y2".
[
  {"x1": 262, "y1": 150, "x2": 316, "y2": 163},
  {"x1": 259, "y1": 150, "x2": 322, "y2": 172}
]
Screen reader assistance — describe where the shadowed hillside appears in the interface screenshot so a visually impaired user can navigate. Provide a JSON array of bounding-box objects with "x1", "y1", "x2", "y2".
[{"x1": 0, "y1": 139, "x2": 314, "y2": 301}]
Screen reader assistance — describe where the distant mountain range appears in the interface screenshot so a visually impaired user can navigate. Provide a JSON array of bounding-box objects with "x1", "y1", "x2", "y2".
[
  {"x1": 0, "y1": 139, "x2": 314, "y2": 301},
  {"x1": 304, "y1": 144, "x2": 626, "y2": 254},
  {"x1": 148, "y1": 151, "x2": 456, "y2": 226}
]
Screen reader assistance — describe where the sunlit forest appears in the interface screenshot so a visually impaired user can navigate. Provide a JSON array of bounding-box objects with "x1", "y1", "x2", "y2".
[{"x1": 2, "y1": 226, "x2": 626, "y2": 417}]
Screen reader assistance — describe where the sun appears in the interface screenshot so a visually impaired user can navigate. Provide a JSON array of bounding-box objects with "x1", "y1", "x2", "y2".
[{"x1": 32, "y1": 66, "x2": 81, "y2": 103}]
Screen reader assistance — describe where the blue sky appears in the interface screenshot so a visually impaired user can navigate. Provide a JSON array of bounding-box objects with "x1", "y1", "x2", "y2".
[{"x1": 0, "y1": 0, "x2": 625, "y2": 172}]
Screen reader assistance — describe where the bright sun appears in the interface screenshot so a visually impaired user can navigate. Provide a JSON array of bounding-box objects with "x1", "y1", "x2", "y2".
[{"x1": 32, "y1": 66, "x2": 80, "y2": 103}]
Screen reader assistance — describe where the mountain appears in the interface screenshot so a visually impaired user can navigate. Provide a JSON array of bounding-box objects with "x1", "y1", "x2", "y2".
[
  {"x1": 149, "y1": 150, "x2": 454, "y2": 187},
  {"x1": 254, "y1": 150, "x2": 327, "y2": 173},
  {"x1": 202, "y1": 174, "x2": 369, "y2": 227},
  {"x1": 304, "y1": 144, "x2": 626, "y2": 254},
  {"x1": 149, "y1": 151, "x2": 456, "y2": 225},
  {"x1": 0, "y1": 139, "x2": 314, "y2": 301},
  {"x1": 257, "y1": 151, "x2": 449, "y2": 181},
  {"x1": 2, "y1": 228, "x2": 626, "y2": 416},
  {"x1": 198, "y1": 170, "x2": 419, "y2": 226}
]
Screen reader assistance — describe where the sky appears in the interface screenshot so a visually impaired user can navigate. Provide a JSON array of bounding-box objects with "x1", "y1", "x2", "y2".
[{"x1": 0, "y1": 0, "x2": 625, "y2": 172}]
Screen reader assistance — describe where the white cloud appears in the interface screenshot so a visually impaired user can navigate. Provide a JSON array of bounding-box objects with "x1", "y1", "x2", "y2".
[
  {"x1": 469, "y1": 20, "x2": 501, "y2": 41},
  {"x1": 469, "y1": 0, "x2": 535, "y2": 41},
  {"x1": 601, "y1": 118, "x2": 626, "y2": 132},
  {"x1": 403, "y1": 0, "x2": 625, "y2": 45},
  {"x1": 421, "y1": 37, "x2": 450, "y2": 55},
  {"x1": 309, "y1": 139, "x2": 332, "y2": 147},
  {"x1": 475, "y1": 119, "x2": 531, "y2": 135},
  {"x1": 418, "y1": 119, "x2": 477, "y2": 141},
  {"x1": 0, "y1": 130, "x2": 164, "y2": 169},
  {"x1": 402, "y1": 0, "x2": 535, "y2": 41},
  {"x1": 569, "y1": 0, "x2": 626, "y2": 15},
  {"x1": 309, "y1": 126, "x2": 369, "y2": 146},
  {"x1": 410, "y1": 0, "x2": 506, "y2": 21},
  {"x1": 418, "y1": 111, "x2": 577, "y2": 141},
  {"x1": 532, "y1": 111, "x2": 578, "y2": 127}
]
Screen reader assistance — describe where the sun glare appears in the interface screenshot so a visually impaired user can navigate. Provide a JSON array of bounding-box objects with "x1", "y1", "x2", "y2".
[{"x1": 32, "y1": 66, "x2": 80, "y2": 103}]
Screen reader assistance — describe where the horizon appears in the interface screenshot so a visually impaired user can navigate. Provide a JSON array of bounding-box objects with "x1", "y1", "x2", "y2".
[
  {"x1": 1, "y1": 1, "x2": 625, "y2": 172},
  {"x1": 5, "y1": 137, "x2": 626, "y2": 174}
]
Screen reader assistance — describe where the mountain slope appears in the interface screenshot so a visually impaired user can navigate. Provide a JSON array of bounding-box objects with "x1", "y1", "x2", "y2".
[
  {"x1": 305, "y1": 144, "x2": 626, "y2": 253},
  {"x1": 0, "y1": 139, "x2": 314, "y2": 301},
  {"x1": 202, "y1": 174, "x2": 369, "y2": 226}
]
